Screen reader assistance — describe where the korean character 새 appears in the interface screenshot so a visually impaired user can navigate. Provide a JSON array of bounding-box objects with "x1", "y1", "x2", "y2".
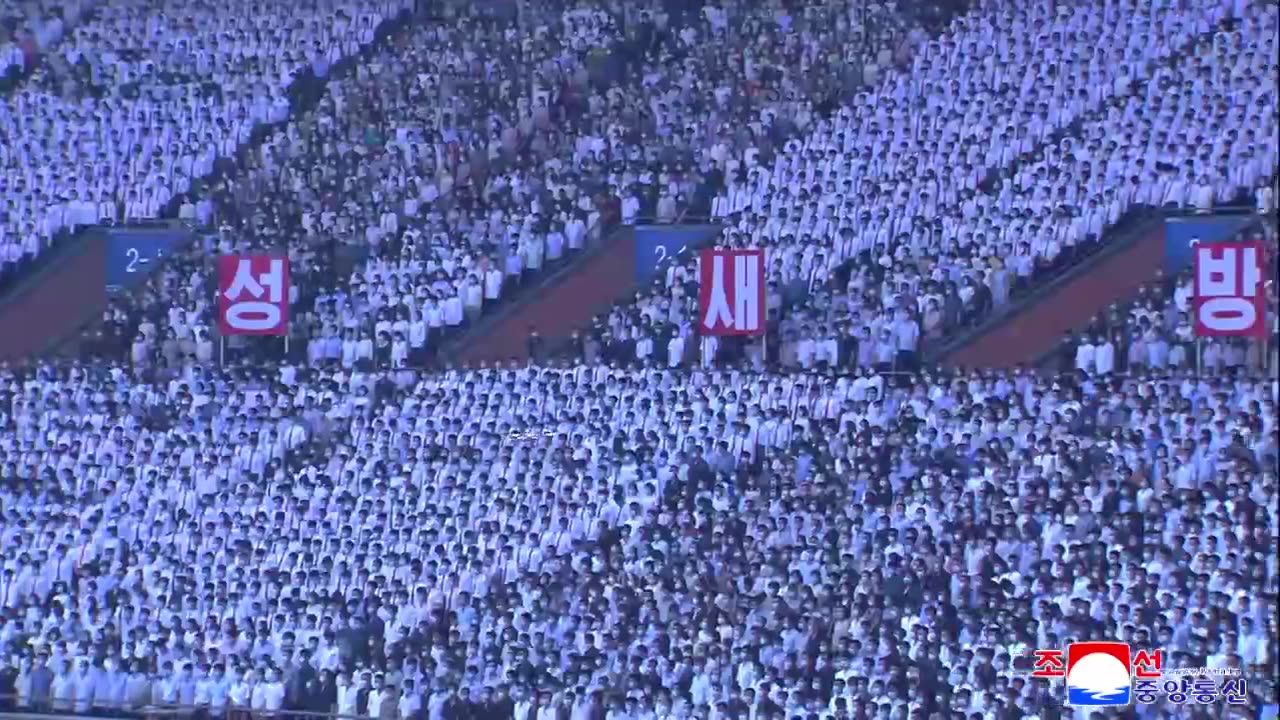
[
  {"x1": 1189, "y1": 678, "x2": 1218, "y2": 704},
  {"x1": 1133, "y1": 680, "x2": 1160, "y2": 704},
  {"x1": 1218, "y1": 677, "x2": 1248, "y2": 705},
  {"x1": 1162, "y1": 678, "x2": 1191, "y2": 704}
]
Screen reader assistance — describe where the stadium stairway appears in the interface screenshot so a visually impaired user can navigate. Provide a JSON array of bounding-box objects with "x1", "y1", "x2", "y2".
[
  {"x1": 931, "y1": 208, "x2": 1260, "y2": 370},
  {"x1": 0, "y1": 223, "x2": 188, "y2": 361},
  {"x1": 932, "y1": 211, "x2": 1168, "y2": 369},
  {"x1": 442, "y1": 221, "x2": 723, "y2": 365},
  {"x1": 446, "y1": 225, "x2": 638, "y2": 366}
]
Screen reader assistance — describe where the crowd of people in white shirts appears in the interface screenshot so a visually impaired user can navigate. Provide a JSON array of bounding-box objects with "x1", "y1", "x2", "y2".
[
  {"x1": 108, "y1": 0, "x2": 928, "y2": 369},
  {"x1": 671, "y1": 0, "x2": 1278, "y2": 367},
  {"x1": 0, "y1": 0, "x2": 1277, "y2": 718},
  {"x1": 0, "y1": 0, "x2": 410, "y2": 277},
  {"x1": 0, "y1": 360, "x2": 1274, "y2": 718},
  {"x1": 0, "y1": 0, "x2": 97, "y2": 82}
]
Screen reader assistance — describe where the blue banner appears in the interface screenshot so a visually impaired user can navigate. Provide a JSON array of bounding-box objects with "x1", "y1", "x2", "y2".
[
  {"x1": 633, "y1": 224, "x2": 719, "y2": 284},
  {"x1": 105, "y1": 227, "x2": 192, "y2": 293},
  {"x1": 1163, "y1": 216, "x2": 1253, "y2": 274}
]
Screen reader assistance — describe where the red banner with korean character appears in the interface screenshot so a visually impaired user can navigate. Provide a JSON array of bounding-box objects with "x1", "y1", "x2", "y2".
[
  {"x1": 698, "y1": 248, "x2": 766, "y2": 336},
  {"x1": 1193, "y1": 241, "x2": 1265, "y2": 337},
  {"x1": 217, "y1": 255, "x2": 291, "y2": 336}
]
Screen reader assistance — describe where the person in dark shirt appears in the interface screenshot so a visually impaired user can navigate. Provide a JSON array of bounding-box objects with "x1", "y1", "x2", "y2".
[
  {"x1": 527, "y1": 327, "x2": 545, "y2": 362},
  {"x1": 563, "y1": 331, "x2": 584, "y2": 361},
  {"x1": 474, "y1": 687, "x2": 505, "y2": 720},
  {"x1": 490, "y1": 685, "x2": 516, "y2": 720},
  {"x1": 0, "y1": 662, "x2": 17, "y2": 711},
  {"x1": 28, "y1": 656, "x2": 54, "y2": 711},
  {"x1": 308, "y1": 669, "x2": 339, "y2": 715},
  {"x1": 445, "y1": 686, "x2": 478, "y2": 720}
]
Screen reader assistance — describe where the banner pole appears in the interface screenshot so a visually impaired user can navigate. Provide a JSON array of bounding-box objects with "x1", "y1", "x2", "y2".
[
  {"x1": 1195, "y1": 338, "x2": 1202, "y2": 375},
  {"x1": 219, "y1": 337, "x2": 225, "y2": 367}
]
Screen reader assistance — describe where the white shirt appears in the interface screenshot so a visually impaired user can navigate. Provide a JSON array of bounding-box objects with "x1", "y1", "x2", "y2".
[
  {"x1": 484, "y1": 269, "x2": 504, "y2": 300},
  {"x1": 1075, "y1": 342, "x2": 1096, "y2": 374},
  {"x1": 444, "y1": 296, "x2": 464, "y2": 326}
]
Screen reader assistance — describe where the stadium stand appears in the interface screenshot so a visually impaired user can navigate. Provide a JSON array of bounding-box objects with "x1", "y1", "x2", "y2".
[
  {"x1": 0, "y1": 0, "x2": 96, "y2": 89},
  {"x1": 0, "y1": 0, "x2": 410, "y2": 288},
  {"x1": 581, "y1": 0, "x2": 1278, "y2": 372},
  {"x1": 1053, "y1": 219, "x2": 1278, "y2": 376},
  {"x1": 94, "y1": 0, "x2": 937, "y2": 370},
  {"x1": 0, "y1": 362, "x2": 1275, "y2": 718},
  {"x1": 0, "y1": 0, "x2": 1275, "y2": 719}
]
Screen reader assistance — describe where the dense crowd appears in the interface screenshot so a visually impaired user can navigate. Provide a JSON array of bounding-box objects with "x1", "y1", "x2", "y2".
[
  {"x1": 0, "y1": 362, "x2": 1275, "y2": 719},
  {"x1": 0, "y1": 0, "x2": 1277, "y2": 718},
  {"x1": 622, "y1": 0, "x2": 1278, "y2": 369},
  {"x1": 1, "y1": 0, "x2": 97, "y2": 83},
  {"x1": 0, "y1": 0, "x2": 408, "y2": 283},
  {"x1": 100, "y1": 0, "x2": 936, "y2": 370}
]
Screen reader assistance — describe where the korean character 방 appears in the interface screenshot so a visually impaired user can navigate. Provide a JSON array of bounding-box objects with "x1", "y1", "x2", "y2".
[
  {"x1": 1133, "y1": 680, "x2": 1160, "y2": 704},
  {"x1": 1162, "y1": 678, "x2": 1191, "y2": 704},
  {"x1": 1218, "y1": 677, "x2": 1248, "y2": 705},
  {"x1": 1189, "y1": 678, "x2": 1218, "y2": 704}
]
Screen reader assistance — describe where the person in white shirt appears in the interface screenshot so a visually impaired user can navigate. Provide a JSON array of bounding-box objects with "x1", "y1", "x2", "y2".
[
  {"x1": 464, "y1": 275, "x2": 484, "y2": 324},
  {"x1": 70, "y1": 661, "x2": 97, "y2": 714},
  {"x1": 399, "y1": 679, "x2": 423, "y2": 719},
  {"x1": 527, "y1": 234, "x2": 545, "y2": 274},
  {"x1": 426, "y1": 297, "x2": 445, "y2": 339},
  {"x1": 894, "y1": 312, "x2": 921, "y2": 371},
  {"x1": 667, "y1": 333, "x2": 685, "y2": 367},
  {"x1": 700, "y1": 335, "x2": 719, "y2": 368},
  {"x1": 50, "y1": 662, "x2": 74, "y2": 712},
  {"x1": 1094, "y1": 334, "x2": 1116, "y2": 375},
  {"x1": 635, "y1": 332, "x2": 655, "y2": 362},
  {"x1": 546, "y1": 229, "x2": 565, "y2": 262},
  {"x1": 484, "y1": 266, "x2": 504, "y2": 303},
  {"x1": 1075, "y1": 336, "x2": 1097, "y2": 375},
  {"x1": 336, "y1": 673, "x2": 358, "y2": 717},
  {"x1": 252, "y1": 669, "x2": 285, "y2": 712},
  {"x1": 444, "y1": 293, "x2": 464, "y2": 327},
  {"x1": 229, "y1": 671, "x2": 252, "y2": 710},
  {"x1": 565, "y1": 213, "x2": 587, "y2": 251},
  {"x1": 409, "y1": 317, "x2": 428, "y2": 364},
  {"x1": 873, "y1": 330, "x2": 896, "y2": 370}
]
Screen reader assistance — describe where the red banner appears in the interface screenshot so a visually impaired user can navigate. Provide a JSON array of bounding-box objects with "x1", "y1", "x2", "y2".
[
  {"x1": 698, "y1": 248, "x2": 765, "y2": 336},
  {"x1": 217, "y1": 255, "x2": 290, "y2": 336},
  {"x1": 1193, "y1": 241, "x2": 1265, "y2": 337}
]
